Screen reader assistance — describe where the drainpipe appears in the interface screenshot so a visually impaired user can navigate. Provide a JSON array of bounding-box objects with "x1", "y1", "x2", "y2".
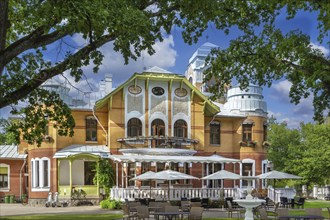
[
  {"x1": 19, "y1": 158, "x2": 27, "y2": 199},
  {"x1": 207, "y1": 114, "x2": 217, "y2": 127},
  {"x1": 92, "y1": 106, "x2": 108, "y2": 147}
]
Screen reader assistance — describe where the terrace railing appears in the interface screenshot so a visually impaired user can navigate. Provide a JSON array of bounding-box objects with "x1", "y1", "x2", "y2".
[{"x1": 110, "y1": 187, "x2": 240, "y2": 201}]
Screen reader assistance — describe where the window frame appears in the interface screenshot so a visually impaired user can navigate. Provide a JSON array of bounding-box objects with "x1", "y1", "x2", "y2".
[
  {"x1": 86, "y1": 116, "x2": 97, "y2": 142},
  {"x1": 210, "y1": 122, "x2": 221, "y2": 145},
  {"x1": 31, "y1": 157, "x2": 50, "y2": 192},
  {"x1": 127, "y1": 118, "x2": 142, "y2": 137},
  {"x1": 174, "y1": 120, "x2": 187, "y2": 138},
  {"x1": 242, "y1": 124, "x2": 253, "y2": 142},
  {"x1": 0, "y1": 164, "x2": 10, "y2": 192}
]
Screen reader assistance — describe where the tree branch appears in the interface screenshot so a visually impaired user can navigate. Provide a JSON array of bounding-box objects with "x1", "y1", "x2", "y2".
[
  {"x1": 0, "y1": 28, "x2": 67, "y2": 68},
  {"x1": 0, "y1": 33, "x2": 115, "y2": 108}
]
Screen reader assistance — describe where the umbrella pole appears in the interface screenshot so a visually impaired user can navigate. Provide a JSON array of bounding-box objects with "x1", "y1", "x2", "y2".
[{"x1": 274, "y1": 179, "x2": 276, "y2": 203}]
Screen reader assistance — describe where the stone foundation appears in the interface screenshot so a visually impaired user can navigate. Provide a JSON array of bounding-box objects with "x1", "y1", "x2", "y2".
[{"x1": 28, "y1": 198, "x2": 101, "y2": 207}]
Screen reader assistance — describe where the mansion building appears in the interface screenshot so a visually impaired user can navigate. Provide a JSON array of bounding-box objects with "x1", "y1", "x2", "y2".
[{"x1": 0, "y1": 43, "x2": 270, "y2": 204}]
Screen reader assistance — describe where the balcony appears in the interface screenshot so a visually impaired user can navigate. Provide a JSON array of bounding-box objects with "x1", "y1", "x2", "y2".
[{"x1": 117, "y1": 136, "x2": 199, "y2": 149}]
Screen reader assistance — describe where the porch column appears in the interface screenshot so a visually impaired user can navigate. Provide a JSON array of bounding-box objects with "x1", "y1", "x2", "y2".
[
  {"x1": 201, "y1": 163, "x2": 204, "y2": 188},
  {"x1": 121, "y1": 163, "x2": 124, "y2": 188},
  {"x1": 116, "y1": 162, "x2": 119, "y2": 188},
  {"x1": 212, "y1": 163, "x2": 215, "y2": 188},
  {"x1": 69, "y1": 159, "x2": 72, "y2": 197},
  {"x1": 57, "y1": 160, "x2": 61, "y2": 194},
  {"x1": 97, "y1": 159, "x2": 100, "y2": 197}
]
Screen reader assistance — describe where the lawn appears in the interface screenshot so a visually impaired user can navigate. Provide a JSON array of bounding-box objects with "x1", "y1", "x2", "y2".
[
  {"x1": 0, "y1": 200, "x2": 329, "y2": 220},
  {"x1": 0, "y1": 214, "x2": 122, "y2": 220}
]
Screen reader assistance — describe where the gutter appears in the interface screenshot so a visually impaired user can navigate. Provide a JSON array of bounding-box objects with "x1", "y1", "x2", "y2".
[{"x1": 19, "y1": 158, "x2": 27, "y2": 199}]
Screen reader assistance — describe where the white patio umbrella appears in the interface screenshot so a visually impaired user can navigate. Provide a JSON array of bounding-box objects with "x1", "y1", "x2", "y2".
[
  {"x1": 153, "y1": 170, "x2": 199, "y2": 200},
  {"x1": 202, "y1": 170, "x2": 241, "y2": 199},
  {"x1": 202, "y1": 170, "x2": 241, "y2": 180},
  {"x1": 130, "y1": 171, "x2": 156, "y2": 181},
  {"x1": 130, "y1": 171, "x2": 156, "y2": 197},
  {"x1": 257, "y1": 170, "x2": 302, "y2": 202}
]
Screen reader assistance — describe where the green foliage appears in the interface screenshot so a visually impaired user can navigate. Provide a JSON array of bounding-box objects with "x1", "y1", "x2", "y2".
[
  {"x1": 203, "y1": 2, "x2": 330, "y2": 123},
  {"x1": 100, "y1": 199, "x2": 121, "y2": 209},
  {"x1": 267, "y1": 121, "x2": 330, "y2": 187},
  {"x1": 0, "y1": 118, "x2": 18, "y2": 145},
  {"x1": 93, "y1": 159, "x2": 115, "y2": 197},
  {"x1": 1, "y1": 0, "x2": 329, "y2": 144}
]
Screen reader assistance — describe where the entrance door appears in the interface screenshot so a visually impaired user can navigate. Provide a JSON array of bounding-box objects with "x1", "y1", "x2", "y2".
[{"x1": 151, "y1": 119, "x2": 165, "y2": 147}]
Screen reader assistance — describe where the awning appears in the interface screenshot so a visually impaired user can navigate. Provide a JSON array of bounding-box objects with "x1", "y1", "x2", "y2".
[
  {"x1": 53, "y1": 145, "x2": 111, "y2": 159},
  {"x1": 109, "y1": 154, "x2": 240, "y2": 164}
]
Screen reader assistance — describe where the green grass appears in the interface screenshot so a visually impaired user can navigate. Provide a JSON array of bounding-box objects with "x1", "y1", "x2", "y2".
[{"x1": 0, "y1": 214, "x2": 122, "y2": 220}]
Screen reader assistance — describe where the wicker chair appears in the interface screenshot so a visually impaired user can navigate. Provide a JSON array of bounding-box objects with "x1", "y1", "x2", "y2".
[
  {"x1": 121, "y1": 204, "x2": 138, "y2": 220},
  {"x1": 136, "y1": 206, "x2": 150, "y2": 220},
  {"x1": 189, "y1": 207, "x2": 204, "y2": 220}
]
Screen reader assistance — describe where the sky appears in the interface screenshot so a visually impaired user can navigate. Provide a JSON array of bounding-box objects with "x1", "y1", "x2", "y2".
[{"x1": 0, "y1": 8, "x2": 329, "y2": 129}]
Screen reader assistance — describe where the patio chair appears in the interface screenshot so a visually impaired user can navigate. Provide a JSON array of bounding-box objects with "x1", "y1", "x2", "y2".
[
  {"x1": 189, "y1": 207, "x2": 204, "y2": 220},
  {"x1": 121, "y1": 204, "x2": 138, "y2": 220},
  {"x1": 305, "y1": 208, "x2": 322, "y2": 216},
  {"x1": 280, "y1": 197, "x2": 289, "y2": 208},
  {"x1": 294, "y1": 197, "x2": 305, "y2": 209},
  {"x1": 181, "y1": 200, "x2": 190, "y2": 212},
  {"x1": 190, "y1": 202, "x2": 201, "y2": 207},
  {"x1": 136, "y1": 205, "x2": 150, "y2": 220},
  {"x1": 226, "y1": 200, "x2": 243, "y2": 218},
  {"x1": 258, "y1": 207, "x2": 272, "y2": 220},
  {"x1": 201, "y1": 198, "x2": 210, "y2": 210}
]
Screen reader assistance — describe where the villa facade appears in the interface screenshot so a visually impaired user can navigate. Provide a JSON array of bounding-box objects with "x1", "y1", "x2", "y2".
[{"x1": 0, "y1": 43, "x2": 271, "y2": 204}]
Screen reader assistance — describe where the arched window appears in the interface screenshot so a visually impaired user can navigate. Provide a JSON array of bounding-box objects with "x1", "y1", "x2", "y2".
[
  {"x1": 86, "y1": 116, "x2": 97, "y2": 141},
  {"x1": 174, "y1": 120, "x2": 187, "y2": 138},
  {"x1": 127, "y1": 118, "x2": 142, "y2": 137}
]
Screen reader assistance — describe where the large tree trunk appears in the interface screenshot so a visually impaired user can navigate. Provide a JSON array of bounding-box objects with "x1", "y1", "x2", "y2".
[{"x1": 0, "y1": 0, "x2": 9, "y2": 76}]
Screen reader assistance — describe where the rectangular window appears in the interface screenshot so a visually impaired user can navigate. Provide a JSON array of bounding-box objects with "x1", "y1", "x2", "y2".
[
  {"x1": 35, "y1": 160, "x2": 40, "y2": 187},
  {"x1": 263, "y1": 124, "x2": 268, "y2": 141},
  {"x1": 242, "y1": 163, "x2": 253, "y2": 187},
  {"x1": 43, "y1": 160, "x2": 48, "y2": 187},
  {"x1": 31, "y1": 159, "x2": 50, "y2": 190},
  {"x1": 210, "y1": 122, "x2": 220, "y2": 145},
  {"x1": 86, "y1": 117, "x2": 97, "y2": 141},
  {"x1": 84, "y1": 161, "x2": 96, "y2": 185},
  {"x1": 242, "y1": 124, "x2": 253, "y2": 142},
  {"x1": 0, "y1": 167, "x2": 8, "y2": 188}
]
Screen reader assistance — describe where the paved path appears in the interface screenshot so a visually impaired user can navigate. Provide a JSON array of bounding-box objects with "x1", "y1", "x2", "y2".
[{"x1": 0, "y1": 204, "x2": 231, "y2": 218}]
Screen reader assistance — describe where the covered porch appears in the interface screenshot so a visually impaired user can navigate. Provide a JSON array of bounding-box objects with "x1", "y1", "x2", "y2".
[{"x1": 53, "y1": 145, "x2": 111, "y2": 203}]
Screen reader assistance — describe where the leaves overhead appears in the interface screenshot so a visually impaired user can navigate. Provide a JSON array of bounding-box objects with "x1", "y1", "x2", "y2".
[{"x1": 0, "y1": 0, "x2": 329, "y2": 145}]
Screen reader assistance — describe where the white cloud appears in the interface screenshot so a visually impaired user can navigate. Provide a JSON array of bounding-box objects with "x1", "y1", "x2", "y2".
[
  {"x1": 71, "y1": 34, "x2": 177, "y2": 87},
  {"x1": 310, "y1": 42, "x2": 330, "y2": 56},
  {"x1": 267, "y1": 110, "x2": 282, "y2": 118},
  {"x1": 269, "y1": 80, "x2": 292, "y2": 103}
]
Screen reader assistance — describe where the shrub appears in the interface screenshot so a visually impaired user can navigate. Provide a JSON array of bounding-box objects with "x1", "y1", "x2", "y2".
[{"x1": 100, "y1": 199, "x2": 121, "y2": 209}]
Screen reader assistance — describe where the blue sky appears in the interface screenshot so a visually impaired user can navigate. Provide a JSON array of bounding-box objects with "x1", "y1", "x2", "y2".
[{"x1": 1, "y1": 9, "x2": 328, "y2": 128}]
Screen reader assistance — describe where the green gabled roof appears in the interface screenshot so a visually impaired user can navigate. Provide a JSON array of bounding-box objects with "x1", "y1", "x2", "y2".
[{"x1": 95, "y1": 71, "x2": 219, "y2": 116}]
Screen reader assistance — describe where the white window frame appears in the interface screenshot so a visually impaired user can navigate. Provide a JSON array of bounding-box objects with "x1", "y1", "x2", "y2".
[
  {"x1": 240, "y1": 158, "x2": 256, "y2": 188},
  {"x1": 0, "y1": 163, "x2": 10, "y2": 192},
  {"x1": 31, "y1": 157, "x2": 50, "y2": 192}
]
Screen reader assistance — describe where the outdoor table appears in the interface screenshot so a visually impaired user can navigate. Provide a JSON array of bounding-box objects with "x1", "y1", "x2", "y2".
[
  {"x1": 153, "y1": 211, "x2": 190, "y2": 220},
  {"x1": 279, "y1": 215, "x2": 324, "y2": 220}
]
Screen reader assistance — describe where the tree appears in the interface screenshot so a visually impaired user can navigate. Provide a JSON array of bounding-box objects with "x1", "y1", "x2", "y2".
[
  {"x1": 267, "y1": 121, "x2": 330, "y2": 187},
  {"x1": 1, "y1": 1, "x2": 329, "y2": 145},
  {"x1": 288, "y1": 123, "x2": 330, "y2": 187},
  {"x1": 0, "y1": 118, "x2": 18, "y2": 145},
  {"x1": 93, "y1": 159, "x2": 115, "y2": 198},
  {"x1": 204, "y1": 1, "x2": 330, "y2": 123},
  {"x1": 267, "y1": 121, "x2": 301, "y2": 172}
]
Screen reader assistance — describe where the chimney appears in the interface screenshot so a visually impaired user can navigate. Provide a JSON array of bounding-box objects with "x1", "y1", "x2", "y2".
[{"x1": 104, "y1": 74, "x2": 112, "y2": 95}]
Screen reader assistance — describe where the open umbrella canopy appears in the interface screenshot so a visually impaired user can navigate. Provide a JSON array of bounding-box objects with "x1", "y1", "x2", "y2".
[
  {"x1": 154, "y1": 169, "x2": 199, "y2": 180},
  {"x1": 202, "y1": 170, "x2": 241, "y2": 180},
  {"x1": 257, "y1": 170, "x2": 302, "y2": 180},
  {"x1": 130, "y1": 171, "x2": 156, "y2": 181}
]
